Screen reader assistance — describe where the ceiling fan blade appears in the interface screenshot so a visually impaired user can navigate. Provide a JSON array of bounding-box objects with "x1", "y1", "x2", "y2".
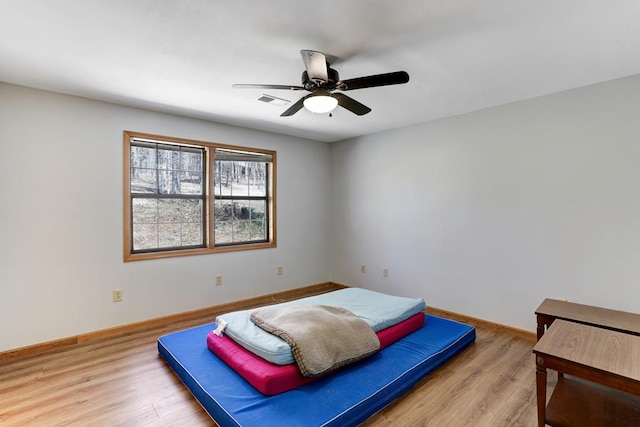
[
  {"x1": 280, "y1": 95, "x2": 308, "y2": 117},
  {"x1": 333, "y1": 93, "x2": 371, "y2": 116},
  {"x1": 337, "y1": 71, "x2": 409, "y2": 91},
  {"x1": 300, "y1": 50, "x2": 328, "y2": 82},
  {"x1": 232, "y1": 83, "x2": 305, "y2": 90}
]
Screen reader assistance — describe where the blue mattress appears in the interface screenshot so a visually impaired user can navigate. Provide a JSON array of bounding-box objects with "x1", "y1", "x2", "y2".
[{"x1": 158, "y1": 314, "x2": 475, "y2": 427}]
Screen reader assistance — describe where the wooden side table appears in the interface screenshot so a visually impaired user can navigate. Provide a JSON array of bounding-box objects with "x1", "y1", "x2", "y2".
[
  {"x1": 535, "y1": 298, "x2": 640, "y2": 340},
  {"x1": 533, "y1": 319, "x2": 640, "y2": 427}
]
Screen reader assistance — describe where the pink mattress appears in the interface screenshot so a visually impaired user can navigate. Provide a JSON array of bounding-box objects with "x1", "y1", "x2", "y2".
[{"x1": 206, "y1": 312, "x2": 425, "y2": 395}]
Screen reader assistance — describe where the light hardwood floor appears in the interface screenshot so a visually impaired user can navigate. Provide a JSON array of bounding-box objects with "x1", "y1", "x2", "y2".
[{"x1": 0, "y1": 306, "x2": 545, "y2": 426}]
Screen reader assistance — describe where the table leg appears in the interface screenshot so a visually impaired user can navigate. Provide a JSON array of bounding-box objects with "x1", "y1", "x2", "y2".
[
  {"x1": 536, "y1": 315, "x2": 554, "y2": 341},
  {"x1": 536, "y1": 357, "x2": 547, "y2": 427},
  {"x1": 536, "y1": 321, "x2": 545, "y2": 341}
]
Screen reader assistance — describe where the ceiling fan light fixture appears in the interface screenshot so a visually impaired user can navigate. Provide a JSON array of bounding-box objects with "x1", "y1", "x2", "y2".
[{"x1": 303, "y1": 93, "x2": 338, "y2": 114}]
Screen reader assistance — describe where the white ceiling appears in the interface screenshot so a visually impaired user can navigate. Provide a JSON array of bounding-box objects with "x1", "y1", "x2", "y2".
[{"x1": 2, "y1": 1, "x2": 640, "y2": 142}]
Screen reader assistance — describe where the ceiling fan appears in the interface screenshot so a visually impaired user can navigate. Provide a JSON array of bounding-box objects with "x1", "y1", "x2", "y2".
[{"x1": 232, "y1": 50, "x2": 409, "y2": 117}]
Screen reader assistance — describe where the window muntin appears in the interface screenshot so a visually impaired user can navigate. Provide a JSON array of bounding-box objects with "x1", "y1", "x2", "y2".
[{"x1": 123, "y1": 131, "x2": 276, "y2": 261}]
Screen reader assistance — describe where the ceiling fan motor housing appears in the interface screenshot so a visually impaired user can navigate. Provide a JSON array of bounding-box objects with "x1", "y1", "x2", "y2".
[{"x1": 302, "y1": 68, "x2": 340, "y2": 91}]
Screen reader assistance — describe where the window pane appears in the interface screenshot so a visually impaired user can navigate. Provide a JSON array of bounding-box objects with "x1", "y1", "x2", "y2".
[
  {"x1": 214, "y1": 161, "x2": 267, "y2": 197},
  {"x1": 214, "y1": 200, "x2": 266, "y2": 244},
  {"x1": 213, "y1": 172, "x2": 222, "y2": 196},
  {"x1": 215, "y1": 218, "x2": 267, "y2": 243},
  {"x1": 180, "y1": 171, "x2": 202, "y2": 194},
  {"x1": 248, "y1": 163, "x2": 267, "y2": 197},
  {"x1": 158, "y1": 170, "x2": 181, "y2": 194},
  {"x1": 249, "y1": 219, "x2": 266, "y2": 240},
  {"x1": 157, "y1": 147, "x2": 180, "y2": 170},
  {"x1": 131, "y1": 168, "x2": 157, "y2": 194},
  {"x1": 132, "y1": 198, "x2": 157, "y2": 223},
  {"x1": 214, "y1": 200, "x2": 233, "y2": 243},
  {"x1": 248, "y1": 199, "x2": 266, "y2": 221},
  {"x1": 214, "y1": 220, "x2": 233, "y2": 244},
  {"x1": 233, "y1": 219, "x2": 252, "y2": 242},
  {"x1": 158, "y1": 199, "x2": 181, "y2": 222},
  {"x1": 158, "y1": 223, "x2": 181, "y2": 248},
  {"x1": 232, "y1": 162, "x2": 250, "y2": 197},
  {"x1": 131, "y1": 145, "x2": 157, "y2": 168},
  {"x1": 133, "y1": 223, "x2": 158, "y2": 250},
  {"x1": 181, "y1": 150, "x2": 203, "y2": 172},
  {"x1": 181, "y1": 199, "x2": 203, "y2": 223},
  {"x1": 132, "y1": 197, "x2": 204, "y2": 251},
  {"x1": 134, "y1": 145, "x2": 203, "y2": 195},
  {"x1": 182, "y1": 222, "x2": 203, "y2": 246},
  {"x1": 214, "y1": 161, "x2": 234, "y2": 196}
]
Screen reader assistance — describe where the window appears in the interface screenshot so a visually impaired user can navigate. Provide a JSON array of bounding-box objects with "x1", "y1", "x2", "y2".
[
  {"x1": 123, "y1": 131, "x2": 276, "y2": 261},
  {"x1": 213, "y1": 148, "x2": 272, "y2": 245}
]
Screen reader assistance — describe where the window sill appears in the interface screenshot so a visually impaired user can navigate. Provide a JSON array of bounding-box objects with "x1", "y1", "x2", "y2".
[{"x1": 123, "y1": 241, "x2": 276, "y2": 262}]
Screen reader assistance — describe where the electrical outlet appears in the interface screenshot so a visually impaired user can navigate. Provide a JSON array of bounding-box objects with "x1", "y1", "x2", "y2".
[
  {"x1": 113, "y1": 289, "x2": 123, "y2": 302},
  {"x1": 277, "y1": 265, "x2": 284, "y2": 275},
  {"x1": 361, "y1": 264, "x2": 366, "y2": 274},
  {"x1": 383, "y1": 268, "x2": 389, "y2": 277},
  {"x1": 215, "y1": 275, "x2": 223, "y2": 286}
]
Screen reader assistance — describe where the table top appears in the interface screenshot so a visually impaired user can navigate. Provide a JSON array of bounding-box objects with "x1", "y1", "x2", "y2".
[
  {"x1": 535, "y1": 298, "x2": 640, "y2": 335},
  {"x1": 533, "y1": 319, "x2": 640, "y2": 382}
]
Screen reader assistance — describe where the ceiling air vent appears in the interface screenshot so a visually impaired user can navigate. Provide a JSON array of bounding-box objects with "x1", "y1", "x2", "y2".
[{"x1": 257, "y1": 94, "x2": 290, "y2": 107}]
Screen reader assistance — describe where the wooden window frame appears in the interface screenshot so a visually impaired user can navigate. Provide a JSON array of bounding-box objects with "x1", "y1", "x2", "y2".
[{"x1": 123, "y1": 131, "x2": 277, "y2": 262}]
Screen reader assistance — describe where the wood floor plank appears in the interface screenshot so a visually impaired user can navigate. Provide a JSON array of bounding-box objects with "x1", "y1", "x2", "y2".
[
  {"x1": 361, "y1": 326, "x2": 538, "y2": 427},
  {"x1": 0, "y1": 307, "x2": 540, "y2": 426}
]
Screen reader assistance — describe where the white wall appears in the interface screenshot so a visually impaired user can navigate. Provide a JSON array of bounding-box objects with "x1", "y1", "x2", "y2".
[
  {"x1": 330, "y1": 74, "x2": 640, "y2": 332},
  {"x1": 4, "y1": 72, "x2": 640, "y2": 351},
  {"x1": 0, "y1": 83, "x2": 331, "y2": 352}
]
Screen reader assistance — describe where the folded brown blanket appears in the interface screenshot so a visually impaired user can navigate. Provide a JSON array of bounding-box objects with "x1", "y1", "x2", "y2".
[{"x1": 250, "y1": 304, "x2": 380, "y2": 377}]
